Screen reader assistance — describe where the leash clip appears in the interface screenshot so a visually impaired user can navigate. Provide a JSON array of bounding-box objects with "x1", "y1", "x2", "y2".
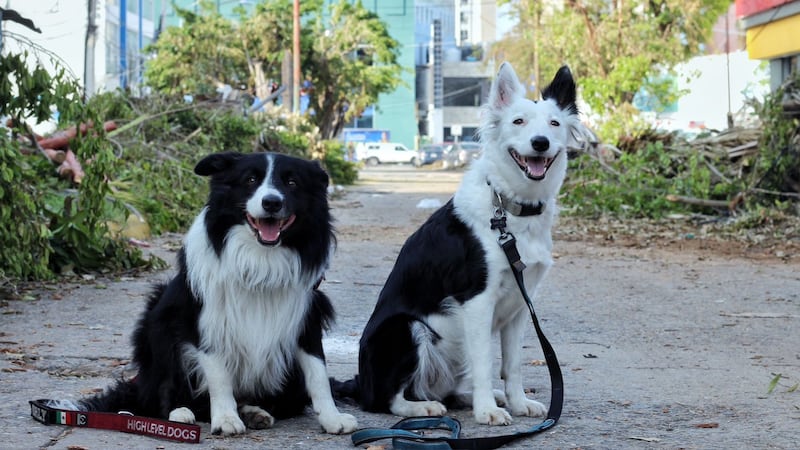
[{"x1": 491, "y1": 204, "x2": 509, "y2": 240}]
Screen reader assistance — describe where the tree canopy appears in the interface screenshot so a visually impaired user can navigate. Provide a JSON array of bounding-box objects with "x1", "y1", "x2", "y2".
[
  {"x1": 493, "y1": 0, "x2": 732, "y2": 141},
  {"x1": 144, "y1": 4, "x2": 245, "y2": 96},
  {"x1": 143, "y1": 0, "x2": 402, "y2": 140}
]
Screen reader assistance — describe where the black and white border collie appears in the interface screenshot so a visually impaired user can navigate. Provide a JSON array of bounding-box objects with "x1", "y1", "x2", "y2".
[
  {"x1": 65, "y1": 151, "x2": 357, "y2": 436},
  {"x1": 341, "y1": 63, "x2": 589, "y2": 425}
]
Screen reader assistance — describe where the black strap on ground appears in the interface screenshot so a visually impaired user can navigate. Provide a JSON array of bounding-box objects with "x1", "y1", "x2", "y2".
[{"x1": 351, "y1": 227, "x2": 563, "y2": 450}]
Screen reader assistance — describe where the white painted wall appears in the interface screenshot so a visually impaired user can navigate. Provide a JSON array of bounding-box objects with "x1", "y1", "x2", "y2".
[
  {"x1": 2, "y1": 1, "x2": 105, "y2": 92},
  {"x1": 652, "y1": 51, "x2": 770, "y2": 132}
]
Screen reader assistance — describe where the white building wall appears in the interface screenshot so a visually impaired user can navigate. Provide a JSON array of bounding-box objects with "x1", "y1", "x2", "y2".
[
  {"x1": 2, "y1": 1, "x2": 97, "y2": 89},
  {"x1": 654, "y1": 51, "x2": 770, "y2": 131},
  {"x1": 2, "y1": 1, "x2": 159, "y2": 98}
]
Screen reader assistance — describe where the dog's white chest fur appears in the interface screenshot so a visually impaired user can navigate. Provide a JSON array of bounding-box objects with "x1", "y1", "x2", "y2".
[
  {"x1": 183, "y1": 209, "x2": 316, "y2": 396},
  {"x1": 454, "y1": 165, "x2": 556, "y2": 329}
]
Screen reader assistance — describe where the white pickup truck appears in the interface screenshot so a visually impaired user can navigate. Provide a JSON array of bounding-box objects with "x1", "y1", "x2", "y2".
[{"x1": 355, "y1": 142, "x2": 417, "y2": 166}]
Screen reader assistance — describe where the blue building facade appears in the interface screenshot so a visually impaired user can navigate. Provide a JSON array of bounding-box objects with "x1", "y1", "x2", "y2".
[{"x1": 333, "y1": 0, "x2": 417, "y2": 150}]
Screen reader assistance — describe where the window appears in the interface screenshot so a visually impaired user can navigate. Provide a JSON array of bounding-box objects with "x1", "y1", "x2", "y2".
[{"x1": 443, "y1": 77, "x2": 487, "y2": 107}]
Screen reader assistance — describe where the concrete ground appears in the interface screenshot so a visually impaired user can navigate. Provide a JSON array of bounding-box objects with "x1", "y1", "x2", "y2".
[{"x1": 1, "y1": 165, "x2": 798, "y2": 449}]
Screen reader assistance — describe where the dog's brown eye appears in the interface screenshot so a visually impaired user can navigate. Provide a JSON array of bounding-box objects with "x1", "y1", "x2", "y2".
[
  {"x1": 287, "y1": 178, "x2": 297, "y2": 187},
  {"x1": 550, "y1": 120, "x2": 560, "y2": 127},
  {"x1": 246, "y1": 176, "x2": 257, "y2": 185},
  {"x1": 513, "y1": 118, "x2": 524, "y2": 125}
]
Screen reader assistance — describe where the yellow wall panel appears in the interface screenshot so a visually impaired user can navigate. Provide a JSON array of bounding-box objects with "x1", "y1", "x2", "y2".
[{"x1": 746, "y1": 13, "x2": 800, "y2": 59}]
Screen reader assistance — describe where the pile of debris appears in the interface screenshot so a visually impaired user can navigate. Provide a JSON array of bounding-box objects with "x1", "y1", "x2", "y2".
[
  {"x1": 13, "y1": 120, "x2": 118, "y2": 184},
  {"x1": 600, "y1": 121, "x2": 798, "y2": 214}
]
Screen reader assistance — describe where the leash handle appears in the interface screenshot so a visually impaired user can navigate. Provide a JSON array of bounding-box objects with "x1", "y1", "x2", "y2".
[
  {"x1": 29, "y1": 399, "x2": 201, "y2": 444},
  {"x1": 352, "y1": 416, "x2": 461, "y2": 449}
]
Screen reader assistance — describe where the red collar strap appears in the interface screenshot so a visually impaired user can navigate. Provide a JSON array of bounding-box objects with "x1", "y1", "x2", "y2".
[{"x1": 29, "y1": 399, "x2": 201, "y2": 444}]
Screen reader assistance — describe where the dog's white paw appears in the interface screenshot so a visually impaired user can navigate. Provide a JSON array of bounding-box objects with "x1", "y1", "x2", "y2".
[
  {"x1": 474, "y1": 406, "x2": 512, "y2": 426},
  {"x1": 168, "y1": 407, "x2": 196, "y2": 424},
  {"x1": 392, "y1": 400, "x2": 447, "y2": 417},
  {"x1": 238, "y1": 405, "x2": 275, "y2": 430},
  {"x1": 318, "y1": 412, "x2": 358, "y2": 434},
  {"x1": 508, "y1": 398, "x2": 547, "y2": 417},
  {"x1": 211, "y1": 412, "x2": 246, "y2": 436}
]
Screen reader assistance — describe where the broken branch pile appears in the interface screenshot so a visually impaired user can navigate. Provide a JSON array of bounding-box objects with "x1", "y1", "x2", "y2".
[
  {"x1": 580, "y1": 72, "x2": 800, "y2": 218},
  {"x1": 12, "y1": 120, "x2": 118, "y2": 184}
]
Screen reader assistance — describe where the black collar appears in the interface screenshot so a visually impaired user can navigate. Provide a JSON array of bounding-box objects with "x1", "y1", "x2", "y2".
[{"x1": 488, "y1": 181, "x2": 545, "y2": 217}]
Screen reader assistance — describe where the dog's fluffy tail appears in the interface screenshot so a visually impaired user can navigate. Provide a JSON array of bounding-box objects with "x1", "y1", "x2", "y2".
[
  {"x1": 80, "y1": 379, "x2": 139, "y2": 412},
  {"x1": 330, "y1": 376, "x2": 361, "y2": 403},
  {"x1": 46, "y1": 379, "x2": 139, "y2": 413}
]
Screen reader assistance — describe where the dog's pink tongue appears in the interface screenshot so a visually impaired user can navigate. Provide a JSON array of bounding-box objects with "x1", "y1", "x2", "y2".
[
  {"x1": 526, "y1": 157, "x2": 547, "y2": 177},
  {"x1": 255, "y1": 220, "x2": 282, "y2": 242}
]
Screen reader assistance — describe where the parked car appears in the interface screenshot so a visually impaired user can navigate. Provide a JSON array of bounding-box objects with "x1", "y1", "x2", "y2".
[
  {"x1": 413, "y1": 143, "x2": 448, "y2": 167},
  {"x1": 441, "y1": 142, "x2": 482, "y2": 169},
  {"x1": 355, "y1": 142, "x2": 416, "y2": 166}
]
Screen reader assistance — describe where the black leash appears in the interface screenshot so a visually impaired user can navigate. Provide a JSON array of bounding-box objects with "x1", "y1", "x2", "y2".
[{"x1": 351, "y1": 201, "x2": 563, "y2": 449}]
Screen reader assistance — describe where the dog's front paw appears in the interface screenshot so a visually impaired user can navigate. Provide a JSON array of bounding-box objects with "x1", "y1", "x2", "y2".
[
  {"x1": 474, "y1": 406, "x2": 512, "y2": 426},
  {"x1": 391, "y1": 400, "x2": 447, "y2": 417},
  {"x1": 318, "y1": 412, "x2": 358, "y2": 434},
  {"x1": 238, "y1": 405, "x2": 275, "y2": 430},
  {"x1": 168, "y1": 407, "x2": 196, "y2": 424},
  {"x1": 211, "y1": 412, "x2": 246, "y2": 436},
  {"x1": 508, "y1": 398, "x2": 546, "y2": 417}
]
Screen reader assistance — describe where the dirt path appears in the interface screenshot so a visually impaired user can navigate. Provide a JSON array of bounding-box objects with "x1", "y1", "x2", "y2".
[{"x1": 1, "y1": 165, "x2": 798, "y2": 449}]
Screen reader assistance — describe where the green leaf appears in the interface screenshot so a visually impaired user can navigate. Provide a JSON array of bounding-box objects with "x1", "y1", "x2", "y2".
[{"x1": 767, "y1": 373, "x2": 782, "y2": 394}]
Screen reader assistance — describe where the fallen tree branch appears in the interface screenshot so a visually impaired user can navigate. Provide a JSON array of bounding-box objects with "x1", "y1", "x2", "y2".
[
  {"x1": 23, "y1": 122, "x2": 65, "y2": 164},
  {"x1": 107, "y1": 104, "x2": 204, "y2": 138},
  {"x1": 666, "y1": 194, "x2": 739, "y2": 211},
  {"x1": 748, "y1": 188, "x2": 800, "y2": 199},
  {"x1": 57, "y1": 149, "x2": 85, "y2": 184},
  {"x1": 37, "y1": 121, "x2": 118, "y2": 150},
  {"x1": 704, "y1": 159, "x2": 732, "y2": 184}
]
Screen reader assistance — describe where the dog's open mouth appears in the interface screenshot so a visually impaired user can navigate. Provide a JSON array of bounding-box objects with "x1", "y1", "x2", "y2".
[
  {"x1": 246, "y1": 214, "x2": 296, "y2": 246},
  {"x1": 509, "y1": 148, "x2": 559, "y2": 180}
]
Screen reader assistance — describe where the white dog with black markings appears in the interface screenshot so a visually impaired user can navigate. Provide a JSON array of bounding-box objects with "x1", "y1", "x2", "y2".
[{"x1": 337, "y1": 62, "x2": 588, "y2": 426}]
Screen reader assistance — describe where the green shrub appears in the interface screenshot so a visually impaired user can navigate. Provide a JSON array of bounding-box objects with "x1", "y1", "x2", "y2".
[
  {"x1": 0, "y1": 52, "x2": 155, "y2": 279},
  {"x1": 322, "y1": 140, "x2": 358, "y2": 185},
  {"x1": 0, "y1": 134, "x2": 53, "y2": 279},
  {"x1": 746, "y1": 73, "x2": 800, "y2": 204},
  {"x1": 563, "y1": 141, "x2": 736, "y2": 218}
]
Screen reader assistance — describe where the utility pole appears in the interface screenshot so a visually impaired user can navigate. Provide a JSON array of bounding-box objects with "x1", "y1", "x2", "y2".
[
  {"x1": 119, "y1": 0, "x2": 127, "y2": 90},
  {"x1": 84, "y1": 0, "x2": 98, "y2": 97},
  {"x1": 292, "y1": 0, "x2": 300, "y2": 113},
  {"x1": 725, "y1": 10, "x2": 734, "y2": 129}
]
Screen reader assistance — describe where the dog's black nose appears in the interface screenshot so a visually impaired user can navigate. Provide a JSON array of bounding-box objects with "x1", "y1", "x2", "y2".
[
  {"x1": 531, "y1": 136, "x2": 550, "y2": 152},
  {"x1": 261, "y1": 195, "x2": 283, "y2": 213}
]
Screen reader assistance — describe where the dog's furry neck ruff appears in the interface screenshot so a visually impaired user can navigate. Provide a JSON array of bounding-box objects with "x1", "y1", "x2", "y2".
[{"x1": 486, "y1": 179, "x2": 544, "y2": 217}]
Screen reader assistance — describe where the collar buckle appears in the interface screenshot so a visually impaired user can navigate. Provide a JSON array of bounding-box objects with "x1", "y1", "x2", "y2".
[{"x1": 489, "y1": 187, "x2": 544, "y2": 217}]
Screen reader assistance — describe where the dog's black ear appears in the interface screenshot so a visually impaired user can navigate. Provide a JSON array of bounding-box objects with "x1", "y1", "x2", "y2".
[
  {"x1": 194, "y1": 152, "x2": 242, "y2": 176},
  {"x1": 542, "y1": 66, "x2": 578, "y2": 114},
  {"x1": 311, "y1": 159, "x2": 330, "y2": 188},
  {"x1": 490, "y1": 62, "x2": 525, "y2": 109}
]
